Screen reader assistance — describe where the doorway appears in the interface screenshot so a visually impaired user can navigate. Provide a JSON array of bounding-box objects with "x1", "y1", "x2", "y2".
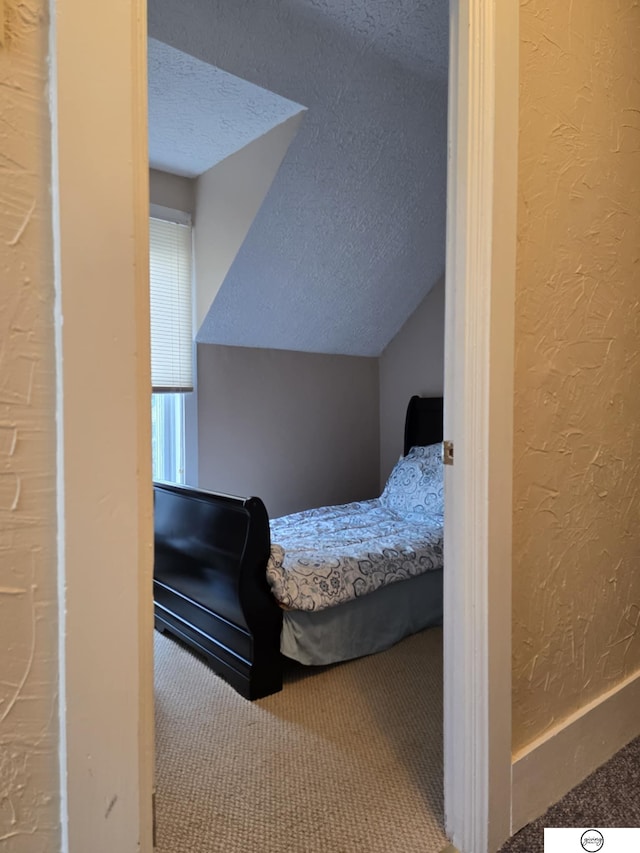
[{"x1": 51, "y1": 1, "x2": 518, "y2": 851}]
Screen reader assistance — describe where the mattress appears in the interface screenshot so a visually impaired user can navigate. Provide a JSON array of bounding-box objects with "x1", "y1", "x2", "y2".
[{"x1": 266, "y1": 497, "x2": 443, "y2": 612}]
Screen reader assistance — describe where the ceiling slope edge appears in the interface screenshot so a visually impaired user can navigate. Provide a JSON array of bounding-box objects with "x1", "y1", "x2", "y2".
[
  {"x1": 194, "y1": 112, "x2": 306, "y2": 335},
  {"x1": 148, "y1": 37, "x2": 306, "y2": 177}
]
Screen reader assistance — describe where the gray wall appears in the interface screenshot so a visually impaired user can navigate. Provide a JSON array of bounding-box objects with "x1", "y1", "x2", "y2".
[
  {"x1": 147, "y1": 171, "x2": 444, "y2": 510},
  {"x1": 379, "y1": 276, "x2": 445, "y2": 488},
  {"x1": 149, "y1": 167, "x2": 195, "y2": 213},
  {"x1": 197, "y1": 344, "x2": 380, "y2": 518}
]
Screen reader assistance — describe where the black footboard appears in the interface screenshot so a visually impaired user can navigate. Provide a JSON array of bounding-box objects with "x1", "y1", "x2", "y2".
[{"x1": 153, "y1": 482, "x2": 283, "y2": 699}]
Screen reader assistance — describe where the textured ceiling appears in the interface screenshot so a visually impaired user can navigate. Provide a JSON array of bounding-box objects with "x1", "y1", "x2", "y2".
[
  {"x1": 281, "y1": 0, "x2": 449, "y2": 81},
  {"x1": 148, "y1": 0, "x2": 449, "y2": 356},
  {"x1": 148, "y1": 38, "x2": 305, "y2": 178}
]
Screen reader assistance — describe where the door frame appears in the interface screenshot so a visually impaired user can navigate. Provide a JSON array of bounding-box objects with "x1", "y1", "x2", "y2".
[
  {"x1": 52, "y1": 1, "x2": 154, "y2": 851},
  {"x1": 52, "y1": 0, "x2": 518, "y2": 851},
  {"x1": 443, "y1": 1, "x2": 518, "y2": 851}
]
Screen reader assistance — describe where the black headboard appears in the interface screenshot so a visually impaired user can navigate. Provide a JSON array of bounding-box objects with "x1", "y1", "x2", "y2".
[{"x1": 404, "y1": 396, "x2": 444, "y2": 455}]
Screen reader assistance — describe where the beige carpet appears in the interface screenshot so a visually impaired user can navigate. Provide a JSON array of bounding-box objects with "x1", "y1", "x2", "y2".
[{"x1": 154, "y1": 627, "x2": 448, "y2": 853}]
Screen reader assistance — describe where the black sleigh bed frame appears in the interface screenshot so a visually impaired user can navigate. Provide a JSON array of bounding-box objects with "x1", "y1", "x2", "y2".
[{"x1": 153, "y1": 395, "x2": 443, "y2": 700}]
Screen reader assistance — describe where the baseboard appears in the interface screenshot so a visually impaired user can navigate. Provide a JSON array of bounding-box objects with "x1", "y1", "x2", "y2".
[{"x1": 511, "y1": 666, "x2": 640, "y2": 833}]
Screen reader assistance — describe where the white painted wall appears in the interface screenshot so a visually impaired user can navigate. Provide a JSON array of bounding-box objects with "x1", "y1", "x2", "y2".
[
  {"x1": 194, "y1": 113, "x2": 304, "y2": 333},
  {"x1": 378, "y1": 277, "x2": 445, "y2": 487},
  {"x1": 197, "y1": 345, "x2": 379, "y2": 518},
  {"x1": 0, "y1": 3, "x2": 60, "y2": 848}
]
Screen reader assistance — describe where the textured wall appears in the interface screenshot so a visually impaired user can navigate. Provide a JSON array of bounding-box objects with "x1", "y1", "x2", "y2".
[
  {"x1": 0, "y1": 1, "x2": 60, "y2": 848},
  {"x1": 379, "y1": 277, "x2": 445, "y2": 488},
  {"x1": 197, "y1": 345, "x2": 379, "y2": 518},
  {"x1": 513, "y1": 1, "x2": 640, "y2": 751},
  {"x1": 149, "y1": 0, "x2": 448, "y2": 356}
]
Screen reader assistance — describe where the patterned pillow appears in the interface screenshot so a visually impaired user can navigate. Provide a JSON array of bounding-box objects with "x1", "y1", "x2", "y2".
[{"x1": 380, "y1": 443, "x2": 444, "y2": 520}]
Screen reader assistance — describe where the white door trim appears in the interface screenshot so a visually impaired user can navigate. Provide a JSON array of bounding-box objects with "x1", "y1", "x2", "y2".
[
  {"x1": 52, "y1": 0, "x2": 154, "y2": 850},
  {"x1": 443, "y1": 2, "x2": 518, "y2": 851}
]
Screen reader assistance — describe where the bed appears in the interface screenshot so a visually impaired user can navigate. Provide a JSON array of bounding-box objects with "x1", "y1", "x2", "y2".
[{"x1": 153, "y1": 395, "x2": 444, "y2": 699}]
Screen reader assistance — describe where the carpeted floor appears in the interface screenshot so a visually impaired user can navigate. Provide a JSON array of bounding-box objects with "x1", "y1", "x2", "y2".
[
  {"x1": 154, "y1": 627, "x2": 448, "y2": 853},
  {"x1": 500, "y1": 735, "x2": 640, "y2": 853}
]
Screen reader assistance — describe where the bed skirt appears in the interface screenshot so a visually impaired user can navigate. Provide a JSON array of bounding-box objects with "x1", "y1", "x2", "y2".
[{"x1": 281, "y1": 568, "x2": 443, "y2": 665}]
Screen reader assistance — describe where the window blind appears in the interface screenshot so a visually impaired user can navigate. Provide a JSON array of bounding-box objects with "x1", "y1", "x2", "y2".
[{"x1": 149, "y1": 216, "x2": 193, "y2": 392}]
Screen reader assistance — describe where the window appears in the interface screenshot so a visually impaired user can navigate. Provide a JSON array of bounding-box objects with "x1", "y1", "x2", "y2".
[
  {"x1": 149, "y1": 211, "x2": 193, "y2": 484},
  {"x1": 149, "y1": 215, "x2": 193, "y2": 391},
  {"x1": 151, "y1": 392, "x2": 186, "y2": 484}
]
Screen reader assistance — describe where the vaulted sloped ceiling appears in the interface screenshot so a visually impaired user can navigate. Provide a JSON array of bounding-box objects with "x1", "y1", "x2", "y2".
[
  {"x1": 148, "y1": 38, "x2": 306, "y2": 177},
  {"x1": 148, "y1": 0, "x2": 449, "y2": 357}
]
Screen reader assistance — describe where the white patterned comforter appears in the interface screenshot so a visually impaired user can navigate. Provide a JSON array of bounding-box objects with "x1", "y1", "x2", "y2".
[{"x1": 266, "y1": 498, "x2": 443, "y2": 612}]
